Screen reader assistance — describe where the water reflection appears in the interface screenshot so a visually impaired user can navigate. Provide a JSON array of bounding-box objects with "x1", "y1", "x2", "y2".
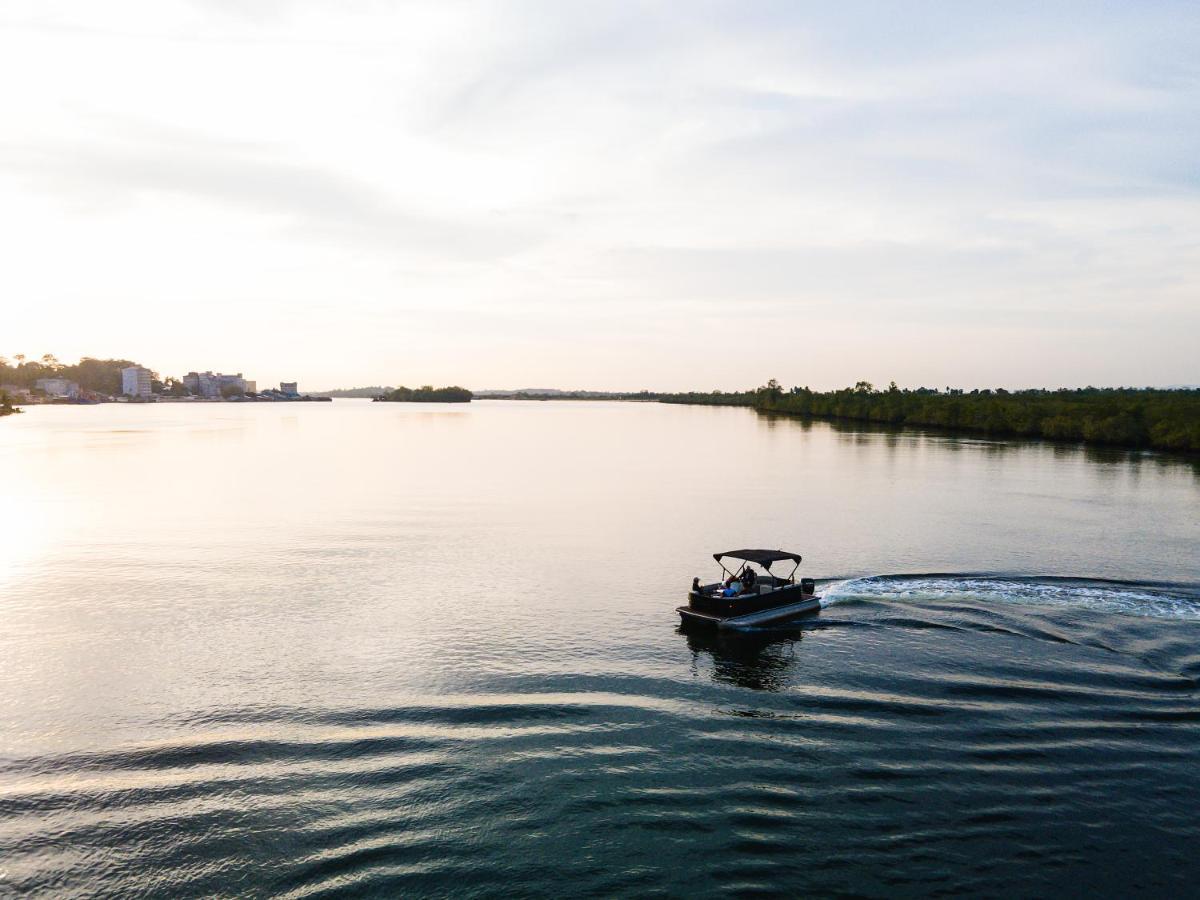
[
  {"x1": 755, "y1": 408, "x2": 1200, "y2": 480},
  {"x1": 755, "y1": 411, "x2": 811, "y2": 433},
  {"x1": 682, "y1": 628, "x2": 802, "y2": 692},
  {"x1": 4, "y1": 401, "x2": 1200, "y2": 898}
]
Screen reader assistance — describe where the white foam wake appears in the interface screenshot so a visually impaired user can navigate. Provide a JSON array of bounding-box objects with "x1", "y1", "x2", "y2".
[{"x1": 820, "y1": 576, "x2": 1200, "y2": 622}]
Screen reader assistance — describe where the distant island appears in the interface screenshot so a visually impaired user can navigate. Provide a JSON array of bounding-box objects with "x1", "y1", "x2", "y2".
[{"x1": 374, "y1": 386, "x2": 473, "y2": 403}]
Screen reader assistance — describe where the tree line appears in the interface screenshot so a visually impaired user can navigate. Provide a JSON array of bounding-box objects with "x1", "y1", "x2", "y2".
[
  {"x1": 375, "y1": 385, "x2": 473, "y2": 403},
  {"x1": 660, "y1": 381, "x2": 1200, "y2": 452}
]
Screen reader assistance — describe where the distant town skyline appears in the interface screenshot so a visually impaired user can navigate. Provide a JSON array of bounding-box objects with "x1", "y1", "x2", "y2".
[{"x1": 2, "y1": 2, "x2": 1197, "y2": 391}]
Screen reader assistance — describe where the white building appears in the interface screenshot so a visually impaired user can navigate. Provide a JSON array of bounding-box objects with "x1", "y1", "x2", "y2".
[
  {"x1": 121, "y1": 366, "x2": 153, "y2": 397},
  {"x1": 35, "y1": 377, "x2": 79, "y2": 399}
]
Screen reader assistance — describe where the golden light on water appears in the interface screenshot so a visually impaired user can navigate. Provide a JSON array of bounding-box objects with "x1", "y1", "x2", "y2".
[{"x1": 0, "y1": 467, "x2": 53, "y2": 589}]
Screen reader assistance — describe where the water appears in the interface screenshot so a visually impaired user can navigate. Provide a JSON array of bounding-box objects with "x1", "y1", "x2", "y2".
[{"x1": 1, "y1": 400, "x2": 1198, "y2": 897}]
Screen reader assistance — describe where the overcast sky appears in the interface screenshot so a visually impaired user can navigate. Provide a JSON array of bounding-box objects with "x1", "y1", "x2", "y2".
[{"x1": 2, "y1": 1, "x2": 1197, "y2": 391}]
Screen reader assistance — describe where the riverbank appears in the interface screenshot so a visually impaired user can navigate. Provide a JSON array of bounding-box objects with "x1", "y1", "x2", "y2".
[{"x1": 660, "y1": 383, "x2": 1200, "y2": 453}]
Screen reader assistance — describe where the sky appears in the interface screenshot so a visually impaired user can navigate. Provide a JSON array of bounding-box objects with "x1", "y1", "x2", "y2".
[{"x1": 1, "y1": 1, "x2": 1197, "y2": 391}]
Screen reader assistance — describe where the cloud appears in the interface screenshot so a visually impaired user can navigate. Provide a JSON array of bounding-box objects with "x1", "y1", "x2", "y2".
[
  {"x1": 0, "y1": 0, "x2": 1197, "y2": 388},
  {"x1": 1, "y1": 123, "x2": 540, "y2": 261}
]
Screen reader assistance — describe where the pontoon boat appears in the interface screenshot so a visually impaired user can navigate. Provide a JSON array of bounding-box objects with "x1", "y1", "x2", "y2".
[{"x1": 678, "y1": 549, "x2": 820, "y2": 631}]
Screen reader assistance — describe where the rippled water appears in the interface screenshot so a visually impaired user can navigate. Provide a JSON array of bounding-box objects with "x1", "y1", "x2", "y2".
[{"x1": 1, "y1": 401, "x2": 1198, "y2": 896}]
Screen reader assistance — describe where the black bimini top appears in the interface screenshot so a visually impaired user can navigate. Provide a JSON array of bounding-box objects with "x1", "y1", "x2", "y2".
[{"x1": 714, "y1": 549, "x2": 802, "y2": 568}]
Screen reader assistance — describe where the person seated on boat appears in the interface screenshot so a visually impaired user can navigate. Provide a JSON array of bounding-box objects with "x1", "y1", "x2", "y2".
[
  {"x1": 721, "y1": 574, "x2": 743, "y2": 597},
  {"x1": 742, "y1": 567, "x2": 757, "y2": 591}
]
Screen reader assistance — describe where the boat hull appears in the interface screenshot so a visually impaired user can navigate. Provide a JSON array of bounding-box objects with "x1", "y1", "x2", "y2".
[
  {"x1": 686, "y1": 583, "x2": 817, "y2": 617},
  {"x1": 677, "y1": 595, "x2": 822, "y2": 632}
]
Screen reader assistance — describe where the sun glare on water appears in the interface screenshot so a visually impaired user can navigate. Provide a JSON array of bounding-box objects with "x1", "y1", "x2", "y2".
[{"x1": 0, "y1": 482, "x2": 52, "y2": 590}]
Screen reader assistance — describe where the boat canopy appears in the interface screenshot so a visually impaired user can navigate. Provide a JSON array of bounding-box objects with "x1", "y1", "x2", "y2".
[{"x1": 713, "y1": 549, "x2": 802, "y2": 569}]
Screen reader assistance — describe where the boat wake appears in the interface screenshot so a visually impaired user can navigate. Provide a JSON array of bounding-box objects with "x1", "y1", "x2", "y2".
[
  {"x1": 821, "y1": 573, "x2": 1200, "y2": 621},
  {"x1": 737, "y1": 572, "x2": 1200, "y2": 684}
]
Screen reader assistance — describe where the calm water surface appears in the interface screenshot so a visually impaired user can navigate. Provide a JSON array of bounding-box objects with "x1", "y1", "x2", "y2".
[{"x1": 1, "y1": 400, "x2": 1198, "y2": 897}]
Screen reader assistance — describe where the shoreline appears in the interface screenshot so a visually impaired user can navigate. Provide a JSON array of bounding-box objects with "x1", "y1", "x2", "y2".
[{"x1": 659, "y1": 386, "x2": 1200, "y2": 455}]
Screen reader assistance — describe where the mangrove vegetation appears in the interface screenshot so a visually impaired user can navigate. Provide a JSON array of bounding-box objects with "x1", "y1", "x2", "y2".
[{"x1": 660, "y1": 381, "x2": 1200, "y2": 453}]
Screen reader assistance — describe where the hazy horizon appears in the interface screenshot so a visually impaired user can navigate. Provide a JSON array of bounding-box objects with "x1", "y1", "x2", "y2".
[
  {"x1": 3, "y1": 351, "x2": 1198, "y2": 395},
  {"x1": 3, "y1": 1, "x2": 1197, "y2": 391}
]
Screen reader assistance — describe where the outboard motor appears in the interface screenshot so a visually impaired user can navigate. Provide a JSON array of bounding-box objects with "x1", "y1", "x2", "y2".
[{"x1": 800, "y1": 577, "x2": 816, "y2": 595}]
